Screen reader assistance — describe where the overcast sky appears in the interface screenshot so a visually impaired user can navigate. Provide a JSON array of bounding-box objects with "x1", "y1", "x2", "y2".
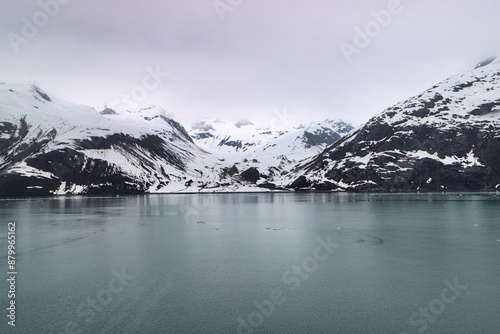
[{"x1": 1, "y1": 0, "x2": 499, "y2": 126}]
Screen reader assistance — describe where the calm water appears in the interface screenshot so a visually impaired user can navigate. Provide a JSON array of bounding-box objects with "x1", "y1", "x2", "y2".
[{"x1": 0, "y1": 193, "x2": 499, "y2": 334}]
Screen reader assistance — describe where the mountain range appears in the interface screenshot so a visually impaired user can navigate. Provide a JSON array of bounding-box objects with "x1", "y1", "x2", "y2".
[
  {"x1": 187, "y1": 118, "x2": 353, "y2": 189},
  {"x1": 0, "y1": 82, "x2": 352, "y2": 196},
  {"x1": 288, "y1": 58, "x2": 500, "y2": 192},
  {"x1": 1, "y1": 58, "x2": 499, "y2": 196}
]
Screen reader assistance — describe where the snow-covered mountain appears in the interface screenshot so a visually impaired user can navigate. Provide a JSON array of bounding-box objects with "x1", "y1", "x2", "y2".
[
  {"x1": 0, "y1": 82, "x2": 243, "y2": 196},
  {"x1": 286, "y1": 58, "x2": 500, "y2": 192},
  {"x1": 0, "y1": 82, "x2": 352, "y2": 196},
  {"x1": 4, "y1": 57, "x2": 499, "y2": 196},
  {"x1": 188, "y1": 118, "x2": 354, "y2": 188}
]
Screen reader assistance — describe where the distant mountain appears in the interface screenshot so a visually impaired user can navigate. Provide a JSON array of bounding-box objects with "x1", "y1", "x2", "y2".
[
  {"x1": 0, "y1": 83, "x2": 352, "y2": 196},
  {"x1": 188, "y1": 118, "x2": 354, "y2": 189},
  {"x1": 475, "y1": 56, "x2": 497, "y2": 69},
  {"x1": 0, "y1": 83, "x2": 239, "y2": 196},
  {"x1": 286, "y1": 58, "x2": 500, "y2": 192},
  {"x1": 7, "y1": 57, "x2": 498, "y2": 196}
]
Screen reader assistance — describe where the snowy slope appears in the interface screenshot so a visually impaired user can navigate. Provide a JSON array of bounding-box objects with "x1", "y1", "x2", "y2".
[
  {"x1": 8, "y1": 56, "x2": 498, "y2": 196},
  {"x1": 287, "y1": 58, "x2": 500, "y2": 192},
  {"x1": 188, "y1": 118, "x2": 353, "y2": 188},
  {"x1": 0, "y1": 82, "x2": 240, "y2": 196}
]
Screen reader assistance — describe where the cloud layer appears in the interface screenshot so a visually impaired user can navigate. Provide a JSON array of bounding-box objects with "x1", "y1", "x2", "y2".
[{"x1": 1, "y1": 0, "x2": 499, "y2": 125}]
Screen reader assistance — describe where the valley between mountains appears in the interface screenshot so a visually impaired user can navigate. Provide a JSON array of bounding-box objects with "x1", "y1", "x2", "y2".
[{"x1": 1, "y1": 59, "x2": 499, "y2": 196}]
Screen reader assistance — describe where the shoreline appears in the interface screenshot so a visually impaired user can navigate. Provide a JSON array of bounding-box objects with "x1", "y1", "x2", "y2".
[{"x1": 1, "y1": 189, "x2": 499, "y2": 200}]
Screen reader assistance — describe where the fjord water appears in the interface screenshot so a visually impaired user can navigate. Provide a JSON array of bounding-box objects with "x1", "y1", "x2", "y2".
[{"x1": 1, "y1": 193, "x2": 499, "y2": 334}]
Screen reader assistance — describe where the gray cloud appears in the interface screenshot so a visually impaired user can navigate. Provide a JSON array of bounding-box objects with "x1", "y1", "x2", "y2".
[{"x1": 1, "y1": 0, "x2": 499, "y2": 125}]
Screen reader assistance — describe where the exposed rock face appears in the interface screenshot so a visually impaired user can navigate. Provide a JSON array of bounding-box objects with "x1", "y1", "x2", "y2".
[
  {"x1": 6, "y1": 59, "x2": 500, "y2": 196},
  {"x1": 475, "y1": 57, "x2": 497, "y2": 69},
  {"x1": 240, "y1": 167, "x2": 260, "y2": 183},
  {"x1": 288, "y1": 60, "x2": 500, "y2": 192},
  {"x1": 0, "y1": 82, "x2": 352, "y2": 197},
  {"x1": 187, "y1": 118, "x2": 354, "y2": 188},
  {"x1": 0, "y1": 83, "x2": 233, "y2": 197},
  {"x1": 302, "y1": 120, "x2": 353, "y2": 148}
]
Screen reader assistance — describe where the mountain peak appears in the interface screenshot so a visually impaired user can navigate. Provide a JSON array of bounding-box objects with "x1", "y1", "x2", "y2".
[
  {"x1": 31, "y1": 84, "x2": 52, "y2": 102},
  {"x1": 235, "y1": 119, "x2": 254, "y2": 128},
  {"x1": 474, "y1": 56, "x2": 497, "y2": 69},
  {"x1": 100, "y1": 107, "x2": 118, "y2": 115},
  {"x1": 291, "y1": 58, "x2": 500, "y2": 192}
]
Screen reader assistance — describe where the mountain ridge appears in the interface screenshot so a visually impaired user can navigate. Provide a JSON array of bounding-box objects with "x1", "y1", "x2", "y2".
[
  {"x1": 285, "y1": 59, "x2": 500, "y2": 192},
  {"x1": 0, "y1": 82, "x2": 352, "y2": 196},
  {"x1": 2, "y1": 58, "x2": 500, "y2": 196}
]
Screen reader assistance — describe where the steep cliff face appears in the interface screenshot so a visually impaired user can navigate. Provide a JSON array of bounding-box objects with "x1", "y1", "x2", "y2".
[{"x1": 288, "y1": 59, "x2": 500, "y2": 192}]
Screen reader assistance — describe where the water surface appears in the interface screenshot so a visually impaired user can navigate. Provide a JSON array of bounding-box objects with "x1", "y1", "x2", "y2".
[{"x1": 0, "y1": 193, "x2": 499, "y2": 333}]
